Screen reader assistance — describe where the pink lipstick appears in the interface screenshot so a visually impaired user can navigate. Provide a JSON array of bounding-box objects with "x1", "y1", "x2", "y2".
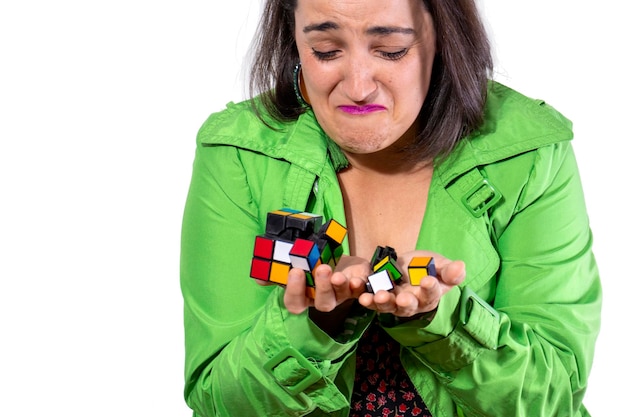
[{"x1": 338, "y1": 104, "x2": 386, "y2": 115}]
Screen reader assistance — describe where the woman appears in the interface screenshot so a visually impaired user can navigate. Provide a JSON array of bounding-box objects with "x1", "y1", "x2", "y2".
[{"x1": 180, "y1": 0, "x2": 601, "y2": 416}]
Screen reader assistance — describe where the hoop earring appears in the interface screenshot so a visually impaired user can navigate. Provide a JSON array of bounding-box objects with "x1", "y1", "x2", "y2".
[{"x1": 293, "y1": 62, "x2": 310, "y2": 107}]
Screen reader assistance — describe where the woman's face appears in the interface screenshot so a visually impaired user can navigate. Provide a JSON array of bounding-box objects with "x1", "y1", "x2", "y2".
[{"x1": 294, "y1": 0, "x2": 436, "y2": 156}]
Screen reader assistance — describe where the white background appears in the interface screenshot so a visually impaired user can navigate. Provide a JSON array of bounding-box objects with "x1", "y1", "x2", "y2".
[{"x1": 0, "y1": 1, "x2": 622, "y2": 416}]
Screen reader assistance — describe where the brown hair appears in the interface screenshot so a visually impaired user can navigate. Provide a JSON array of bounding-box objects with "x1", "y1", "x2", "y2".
[{"x1": 248, "y1": 0, "x2": 493, "y2": 161}]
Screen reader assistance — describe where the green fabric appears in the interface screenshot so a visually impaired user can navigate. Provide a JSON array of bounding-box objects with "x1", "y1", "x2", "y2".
[{"x1": 180, "y1": 82, "x2": 601, "y2": 417}]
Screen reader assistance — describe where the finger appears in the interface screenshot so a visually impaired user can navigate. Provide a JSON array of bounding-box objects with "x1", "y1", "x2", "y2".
[
  {"x1": 415, "y1": 275, "x2": 441, "y2": 312},
  {"x1": 284, "y1": 268, "x2": 311, "y2": 314},
  {"x1": 441, "y1": 260, "x2": 466, "y2": 285},
  {"x1": 358, "y1": 291, "x2": 376, "y2": 311},
  {"x1": 329, "y1": 271, "x2": 352, "y2": 301},
  {"x1": 394, "y1": 290, "x2": 419, "y2": 317},
  {"x1": 373, "y1": 290, "x2": 397, "y2": 314},
  {"x1": 349, "y1": 276, "x2": 368, "y2": 298},
  {"x1": 312, "y1": 264, "x2": 337, "y2": 312}
]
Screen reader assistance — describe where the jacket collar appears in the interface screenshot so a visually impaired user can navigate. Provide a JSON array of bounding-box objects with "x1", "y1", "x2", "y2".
[
  {"x1": 437, "y1": 82, "x2": 573, "y2": 186},
  {"x1": 197, "y1": 82, "x2": 573, "y2": 183},
  {"x1": 197, "y1": 102, "x2": 342, "y2": 176}
]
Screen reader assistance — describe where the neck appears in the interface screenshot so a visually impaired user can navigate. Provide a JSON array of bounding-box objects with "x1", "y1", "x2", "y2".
[{"x1": 342, "y1": 146, "x2": 432, "y2": 176}]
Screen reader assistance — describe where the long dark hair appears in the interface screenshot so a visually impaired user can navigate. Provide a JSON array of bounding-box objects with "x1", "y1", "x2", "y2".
[{"x1": 248, "y1": 0, "x2": 493, "y2": 161}]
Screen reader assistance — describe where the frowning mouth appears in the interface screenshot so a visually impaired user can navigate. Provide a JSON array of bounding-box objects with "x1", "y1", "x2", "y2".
[{"x1": 338, "y1": 104, "x2": 386, "y2": 115}]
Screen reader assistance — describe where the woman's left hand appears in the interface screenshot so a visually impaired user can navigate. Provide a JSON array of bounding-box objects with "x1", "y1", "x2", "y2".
[
  {"x1": 358, "y1": 250, "x2": 466, "y2": 318},
  {"x1": 283, "y1": 255, "x2": 371, "y2": 315},
  {"x1": 283, "y1": 255, "x2": 371, "y2": 336}
]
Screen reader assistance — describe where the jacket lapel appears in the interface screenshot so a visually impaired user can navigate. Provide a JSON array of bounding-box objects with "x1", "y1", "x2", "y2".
[{"x1": 418, "y1": 162, "x2": 501, "y2": 291}]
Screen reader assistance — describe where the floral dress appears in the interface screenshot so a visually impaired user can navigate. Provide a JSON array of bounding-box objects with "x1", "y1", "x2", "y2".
[{"x1": 350, "y1": 320, "x2": 432, "y2": 417}]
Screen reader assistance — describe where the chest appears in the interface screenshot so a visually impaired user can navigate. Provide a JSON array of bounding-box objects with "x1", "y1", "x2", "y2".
[{"x1": 337, "y1": 169, "x2": 432, "y2": 259}]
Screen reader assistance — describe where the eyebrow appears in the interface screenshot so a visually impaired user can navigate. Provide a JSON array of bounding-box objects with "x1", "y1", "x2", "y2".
[
  {"x1": 303, "y1": 22, "x2": 416, "y2": 36},
  {"x1": 366, "y1": 26, "x2": 416, "y2": 36},
  {"x1": 303, "y1": 21, "x2": 339, "y2": 33}
]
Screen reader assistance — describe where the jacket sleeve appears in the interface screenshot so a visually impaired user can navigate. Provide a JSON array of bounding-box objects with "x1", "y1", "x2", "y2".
[
  {"x1": 387, "y1": 141, "x2": 601, "y2": 417},
  {"x1": 180, "y1": 140, "x2": 367, "y2": 417}
]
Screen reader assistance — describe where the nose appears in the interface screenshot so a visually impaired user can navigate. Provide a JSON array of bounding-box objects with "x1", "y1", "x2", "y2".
[{"x1": 341, "y1": 55, "x2": 378, "y2": 103}]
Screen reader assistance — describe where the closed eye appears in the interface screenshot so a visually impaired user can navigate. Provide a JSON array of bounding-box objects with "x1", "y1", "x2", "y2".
[
  {"x1": 312, "y1": 49, "x2": 340, "y2": 61},
  {"x1": 379, "y1": 49, "x2": 408, "y2": 61}
]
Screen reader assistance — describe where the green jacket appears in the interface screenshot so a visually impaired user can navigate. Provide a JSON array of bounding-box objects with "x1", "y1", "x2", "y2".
[{"x1": 180, "y1": 82, "x2": 601, "y2": 417}]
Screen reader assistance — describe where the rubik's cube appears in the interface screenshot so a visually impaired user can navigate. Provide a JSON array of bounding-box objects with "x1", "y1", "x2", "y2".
[
  {"x1": 407, "y1": 256, "x2": 436, "y2": 286},
  {"x1": 250, "y1": 208, "x2": 347, "y2": 298},
  {"x1": 365, "y1": 246, "x2": 403, "y2": 293}
]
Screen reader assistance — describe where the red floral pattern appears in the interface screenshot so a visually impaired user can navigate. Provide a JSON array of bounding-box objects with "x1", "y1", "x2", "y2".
[{"x1": 350, "y1": 321, "x2": 432, "y2": 417}]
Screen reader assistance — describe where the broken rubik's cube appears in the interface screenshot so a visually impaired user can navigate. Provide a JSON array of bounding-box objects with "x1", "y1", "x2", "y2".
[
  {"x1": 365, "y1": 246, "x2": 437, "y2": 293},
  {"x1": 249, "y1": 208, "x2": 347, "y2": 298}
]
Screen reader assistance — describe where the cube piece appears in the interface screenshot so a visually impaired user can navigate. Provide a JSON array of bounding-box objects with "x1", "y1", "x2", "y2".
[
  {"x1": 318, "y1": 219, "x2": 347, "y2": 247},
  {"x1": 372, "y1": 255, "x2": 402, "y2": 283},
  {"x1": 407, "y1": 257, "x2": 436, "y2": 286},
  {"x1": 305, "y1": 270, "x2": 315, "y2": 287},
  {"x1": 304, "y1": 270, "x2": 318, "y2": 299},
  {"x1": 250, "y1": 257, "x2": 271, "y2": 281},
  {"x1": 314, "y1": 236, "x2": 344, "y2": 268},
  {"x1": 253, "y1": 235, "x2": 275, "y2": 260},
  {"x1": 317, "y1": 240, "x2": 334, "y2": 264},
  {"x1": 305, "y1": 286, "x2": 316, "y2": 299},
  {"x1": 265, "y1": 209, "x2": 297, "y2": 237},
  {"x1": 366, "y1": 270, "x2": 395, "y2": 293},
  {"x1": 269, "y1": 261, "x2": 291, "y2": 286},
  {"x1": 286, "y1": 212, "x2": 323, "y2": 240},
  {"x1": 370, "y1": 246, "x2": 398, "y2": 267},
  {"x1": 332, "y1": 245, "x2": 344, "y2": 264},
  {"x1": 289, "y1": 238, "x2": 321, "y2": 271},
  {"x1": 272, "y1": 240, "x2": 294, "y2": 264}
]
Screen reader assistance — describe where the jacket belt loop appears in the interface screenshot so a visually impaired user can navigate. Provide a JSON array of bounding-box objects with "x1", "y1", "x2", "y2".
[
  {"x1": 460, "y1": 286, "x2": 500, "y2": 349},
  {"x1": 263, "y1": 346, "x2": 323, "y2": 396},
  {"x1": 453, "y1": 167, "x2": 502, "y2": 218}
]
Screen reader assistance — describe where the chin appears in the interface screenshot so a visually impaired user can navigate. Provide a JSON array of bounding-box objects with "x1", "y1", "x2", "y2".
[
  {"x1": 336, "y1": 131, "x2": 391, "y2": 152},
  {"x1": 336, "y1": 140, "x2": 389, "y2": 155}
]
